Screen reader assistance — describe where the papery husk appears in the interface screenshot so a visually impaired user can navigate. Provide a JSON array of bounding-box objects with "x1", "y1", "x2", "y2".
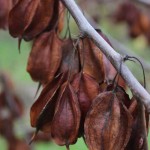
[
  {"x1": 84, "y1": 91, "x2": 132, "y2": 150},
  {"x1": 51, "y1": 82, "x2": 81, "y2": 147},
  {"x1": 27, "y1": 30, "x2": 62, "y2": 84}
]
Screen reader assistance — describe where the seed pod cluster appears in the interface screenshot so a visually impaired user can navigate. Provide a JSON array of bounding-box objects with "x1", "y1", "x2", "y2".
[
  {"x1": 5, "y1": 0, "x2": 149, "y2": 149},
  {"x1": 26, "y1": 26, "x2": 149, "y2": 149},
  {"x1": 27, "y1": 27, "x2": 148, "y2": 149}
]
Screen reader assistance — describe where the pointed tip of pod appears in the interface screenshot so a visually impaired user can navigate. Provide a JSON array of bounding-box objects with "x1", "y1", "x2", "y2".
[
  {"x1": 28, "y1": 129, "x2": 39, "y2": 145},
  {"x1": 18, "y1": 38, "x2": 22, "y2": 54}
]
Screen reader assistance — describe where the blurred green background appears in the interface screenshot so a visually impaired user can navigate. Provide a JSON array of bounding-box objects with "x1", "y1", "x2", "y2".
[{"x1": 0, "y1": 1, "x2": 150, "y2": 149}]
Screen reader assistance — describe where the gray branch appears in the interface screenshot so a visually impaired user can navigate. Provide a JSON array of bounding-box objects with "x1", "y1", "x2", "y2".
[{"x1": 61, "y1": 0, "x2": 150, "y2": 112}]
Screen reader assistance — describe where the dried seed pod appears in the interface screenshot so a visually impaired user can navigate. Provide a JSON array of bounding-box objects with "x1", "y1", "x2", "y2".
[
  {"x1": 24, "y1": 0, "x2": 59, "y2": 41},
  {"x1": 0, "y1": 0, "x2": 12, "y2": 29},
  {"x1": 9, "y1": 0, "x2": 59, "y2": 40},
  {"x1": 72, "y1": 72, "x2": 99, "y2": 118},
  {"x1": 125, "y1": 98, "x2": 149, "y2": 150},
  {"x1": 27, "y1": 30, "x2": 62, "y2": 84},
  {"x1": 51, "y1": 82, "x2": 81, "y2": 147},
  {"x1": 9, "y1": 0, "x2": 40, "y2": 38},
  {"x1": 79, "y1": 38, "x2": 104, "y2": 83},
  {"x1": 84, "y1": 91, "x2": 132, "y2": 150},
  {"x1": 58, "y1": 39, "x2": 80, "y2": 79},
  {"x1": 71, "y1": 72, "x2": 99, "y2": 136},
  {"x1": 30, "y1": 73, "x2": 65, "y2": 132}
]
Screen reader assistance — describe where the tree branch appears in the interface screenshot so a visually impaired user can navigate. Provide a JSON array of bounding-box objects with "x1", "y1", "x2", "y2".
[{"x1": 61, "y1": 0, "x2": 150, "y2": 112}]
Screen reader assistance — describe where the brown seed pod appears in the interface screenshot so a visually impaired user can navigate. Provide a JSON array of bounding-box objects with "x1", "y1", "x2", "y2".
[
  {"x1": 58, "y1": 39, "x2": 80, "y2": 80},
  {"x1": 72, "y1": 72, "x2": 99, "y2": 118},
  {"x1": 78, "y1": 37, "x2": 104, "y2": 83},
  {"x1": 27, "y1": 30, "x2": 62, "y2": 84},
  {"x1": 125, "y1": 98, "x2": 149, "y2": 150},
  {"x1": 51, "y1": 82, "x2": 81, "y2": 147},
  {"x1": 30, "y1": 73, "x2": 65, "y2": 132},
  {"x1": 9, "y1": 0, "x2": 59, "y2": 40},
  {"x1": 71, "y1": 72, "x2": 99, "y2": 135},
  {"x1": 84, "y1": 91, "x2": 132, "y2": 150}
]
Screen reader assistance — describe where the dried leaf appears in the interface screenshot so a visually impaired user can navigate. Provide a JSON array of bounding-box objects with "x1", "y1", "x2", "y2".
[
  {"x1": 27, "y1": 30, "x2": 62, "y2": 84},
  {"x1": 51, "y1": 83, "x2": 81, "y2": 146},
  {"x1": 84, "y1": 91, "x2": 132, "y2": 150}
]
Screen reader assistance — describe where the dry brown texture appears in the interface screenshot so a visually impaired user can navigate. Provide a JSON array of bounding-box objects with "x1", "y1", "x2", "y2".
[
  {"x1": 84, "y1": 91, "x2": 132, "y2": 150},
  {"x1": 27, "y1": 30, "x2": 62, "y2": 84},
  {"x1": 72, "y1": 72, "x2": 99, "y2": 117},
  {"x1": 58, "y1": 39, "x2": 80, "y2": 79},
  {"x1": 30, "y1": 73, "x2": 65, "y2": 132},
  {"x1": 9, "y1": 0, "x2": 59, "y2": 40},
  {"x1": 126, "y1": 98, "x2": 149, "y2": 150},
  {"x1": 71, "y1": 72, "x2": 100, "y2": 135},
  {"x1": 51, "y1": 83, "x2": 81, "y2": 146},
  {"x1": 79, "y1": 38, "x2": 104, "y2": 83}
]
